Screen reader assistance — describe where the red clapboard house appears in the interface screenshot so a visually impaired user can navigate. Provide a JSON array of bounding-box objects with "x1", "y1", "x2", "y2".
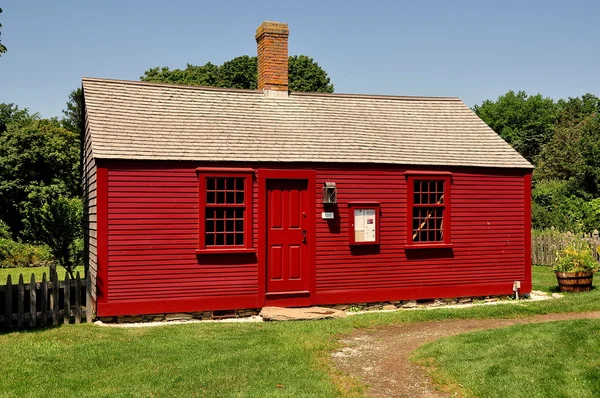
[{"x1": 82, "y1": 21, "x2": 533, "y2": 317}]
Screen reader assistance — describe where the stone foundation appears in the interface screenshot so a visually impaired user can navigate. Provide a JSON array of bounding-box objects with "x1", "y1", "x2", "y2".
[
  {"x1": 322, "y1": 294, "x2": 514, "y2": 312},
  {"x1": 98, "y1": 294, "x2": 516, "y2": 324},
  {"x1": 98, "y1": 308, "x2": 262, "y2": 324}
]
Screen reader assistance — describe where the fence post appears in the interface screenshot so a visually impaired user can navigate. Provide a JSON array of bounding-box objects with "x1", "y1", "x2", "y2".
[
  {"x1": 29, "y1": 274, "x2": 37, "y2": 327},
  {"x1": 17, "y1": 275, "x2": 24, "y2": 328},
  {"x1": 86, "y1": 275, "x2": 93, "y2": 324},
  {"x1": 40, "y1": 273, "x2": 48, "y2": 327},
  {"x1": 5, "y1": 275, "x2": 12, "y2": 328},
  {"x1": 63, "y1": 273, "x2": 71, "y2": 325},
  {"x1": 74, "y1": 272, "x2": 81, "y2": 324},
  {"x1": 51, "y1": 265, "x2": 59, "y2": 326}
]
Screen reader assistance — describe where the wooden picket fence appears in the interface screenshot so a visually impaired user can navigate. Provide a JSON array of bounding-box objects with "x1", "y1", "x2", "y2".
[
  {"x1": 0, "y1": 264, "x2": 92, "y2": 329},
  {"x1": 532, "y1": 230, "x2": 600, "y2": 266}
]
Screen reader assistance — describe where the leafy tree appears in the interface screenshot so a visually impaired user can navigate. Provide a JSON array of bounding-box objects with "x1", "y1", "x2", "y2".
[
  {"x1": 61, "y1": 88, "x2": 85, "y2": 135},
  {"x1": 473, "y1": 91, "x2": 558, "y2": 161},
  {"x1": 142, "y1": 62, "x2": 220, "y2": 86},
  {"x1": 141, "y1": 55, "x2": 334, "y2": 93},
  {"x1": 288, "y1": 55, "x2": 333, "y2": 93},
  {"x1": 535, "y1": 95, "x2": 600, "y2": 197},
  {"x1": 218, "y1": 56, "x2": 257, "y2": 89},
  {"x1": 0, "y1": 219, "x2": 10, "y2": 239},
  {"x1": 0, "y1": 119, "x2": 80, "y2": 237},
  {"x1": 0, "y1": 7, "x2": 7, "y2": 56},
  {"x1": 35, "y1": 196, "x2": 83, "y2": 277},
  {"x1": 0, "y1": 103, "x2": 37, "y2": 134}
]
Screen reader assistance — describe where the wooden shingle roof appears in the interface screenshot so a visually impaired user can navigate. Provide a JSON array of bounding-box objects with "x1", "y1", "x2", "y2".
[{"x1": 82, "y1": 78, "x2": 533, "y2": 169}]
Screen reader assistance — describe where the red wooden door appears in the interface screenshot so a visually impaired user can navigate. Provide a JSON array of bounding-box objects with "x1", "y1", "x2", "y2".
[{"x1": 266, "y1": 179, "x2": 310, "y2": 293}]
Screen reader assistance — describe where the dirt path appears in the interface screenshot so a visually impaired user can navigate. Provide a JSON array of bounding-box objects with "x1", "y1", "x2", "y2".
[{"x1": 332, "y1": 311, "x2": 600, "y2": 398}]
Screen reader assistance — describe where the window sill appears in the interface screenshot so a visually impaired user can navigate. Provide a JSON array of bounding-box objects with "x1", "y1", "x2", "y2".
[
  {"x1": 349, "y1": 241, "x2": 380, "y2": 246},
  {"x1": 196, "y1": 248, "x2": 257, "y2": 255},
  {"x1": 404, "y1": 243, "x2": 453, "y2": 250}
]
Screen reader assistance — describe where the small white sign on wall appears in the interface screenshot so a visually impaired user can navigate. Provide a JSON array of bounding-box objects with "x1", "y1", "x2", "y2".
[
  {"x1": 354, "y1": 208, "x2": 376, "y2": 242},
  {"x1": 321, "y1": 212, "x2": 335, "y2": 220}
]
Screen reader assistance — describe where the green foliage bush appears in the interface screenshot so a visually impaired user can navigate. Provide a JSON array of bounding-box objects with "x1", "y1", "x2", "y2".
[
  {"x1": 532, "y1": 179, "x2": 600, "y2": 232},
  {"x1": 36, "y1": 196, "x2": 83, "y2": 277},
  {"x1": 0, "y1": 239, "x2": 54, "y2": 268},
  {"x1": 0, "y1": 219, "x2": 10, "y2": 239},
  {"x1": 141, "y1": 55, "x2": 334, "y2": 93},
  {"x1": 0, "y1": 117, "x2": 80, "y2": 238},
  {"x1": 552, "y1": 237, "x2": 599, "y2": 273}
]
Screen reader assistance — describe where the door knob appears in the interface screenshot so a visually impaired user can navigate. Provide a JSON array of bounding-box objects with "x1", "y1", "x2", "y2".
[{"x1": 302, "y1": 230, "x2": 307, "y2": 244}]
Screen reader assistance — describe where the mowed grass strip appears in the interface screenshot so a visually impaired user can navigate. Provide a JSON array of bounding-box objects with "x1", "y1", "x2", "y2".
[
  {"x1": 0, "y1": 266, "x2": 84, "y2": 282},
  {"x1": 532, "y1": 265, "x2": 561, "y2": 293},
  {"x1": 0, "y1": 266, "x2": 598, "y2": 397},
  {"x1": 413, "y1": 319, "x2": 600, "y2": 398},
  {"x1": 0, "y1": 322, "x2": 351, "y2": 398}
]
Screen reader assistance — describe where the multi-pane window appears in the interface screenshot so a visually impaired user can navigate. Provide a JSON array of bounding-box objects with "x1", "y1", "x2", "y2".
[
  {"x1": 205, "y1": 177, "x2": 245, "y2": 247},
  {"x1": 198, "y1": 171, "x2": 253, "y2": 252},
  {"x1": 407, "y1": 175, "x2": 451, "y2": 245}
]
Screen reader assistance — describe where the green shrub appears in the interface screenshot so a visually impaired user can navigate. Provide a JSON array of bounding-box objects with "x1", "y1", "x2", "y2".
[
  {"x1": 532, "y1": 179, "x2": 600, "y2": 232},
  {"x1": 0, "y1": 219, "x2": 10, "y2": 239},
  {"x1": 0, "y1": 238, "x2": 54, "y2": 268},
  {"x1": 552, "y1": 237, "x2": 599, "y2": 273},
  {"x1": 35, "y1": 196, "x2": 83, "y2": 277}
]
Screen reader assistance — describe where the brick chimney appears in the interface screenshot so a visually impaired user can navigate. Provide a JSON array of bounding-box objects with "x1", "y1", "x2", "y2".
[{"x1": 255, "y1": 21, "x2": 289, "y2": 95}]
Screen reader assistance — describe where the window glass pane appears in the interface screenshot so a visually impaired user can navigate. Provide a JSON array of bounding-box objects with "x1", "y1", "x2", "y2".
[
  {"x1": 216, "y1": 220, "x2": 225, "y2": 233},
  {"x1": 226, "y1": 234, "x2": 234, "y2": 245},
  {"x1": 412, "y1": 205, "x2": 444, "y2": 243},
  {"x1": 226, "y1": 209, "x2": 234, "y2": 219},
  {"x1": 236, "y1": 178, "x2": 244, "y2": 191},
  {"x1": 431, "y1": 181, "x2": 439, "y2": 193},
  {"x1": 236, "y1": 220, "x2": 244, "y2": 232},
  {"x1": 235, "y1": 209, "x2": 244, "y2": 219},
  {"x1": 414, "y1": 193, "x2": 420, "y2": 205},
  {"x1": 226, "y1": 178, "x2": 235, "y2": 190},
  {"x1": 437, "y1": 181, "x2": 444, "y2": 192},
  {"x1": 216, "y1": 191, "x2": 225, "y2": 204},
  {"x1": 226, "y1": 220, "x2": 234, "y2": 232},
  {"x1": 206, "y1": 191, "x2": 215, "y2": 204},
  {"x1": 236, "y1": 192, "x2": 245, "y2": 204},
  {"x1": 216, "y1": 178, "x2": 225, "y2": 190},
  {"x1": 429, "y1": 193, "x2": 437, "y2": 204},
  {"x1": 206, "y1": 234, "x2": 215, "y2": 246},
  {"x1": 216, "y1": 209, "x2": 225, "y2": 219},
  {"x1": 436, "y1": 192, "x2": 444, "y2": 204},
  {"x1": 206, "y1": 178, "x2": 215, "y2": 190},
  {"x1": 216, "y1": 234, "x2": 224, "y2": 246},
  {"x1": 235, "y1": 233, "x2": 244, "y2": 245},
  {"x1": 206, "y1": 219, "x2": 214, "y2": 233},
  {"x1": 428, "y1": 230, "x2": 436, "y2": 242},
  {"x1": 226, "y1": 192, "x2": 235, "y2": 204},
  {"x1": 422, "y1": 192, "x2": 429, "y2": 204}
]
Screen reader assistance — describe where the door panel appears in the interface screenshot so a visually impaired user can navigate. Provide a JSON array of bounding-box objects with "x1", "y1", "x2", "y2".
[{"x1": 267, "y1": 179, "x2": 309, "y2": 293}]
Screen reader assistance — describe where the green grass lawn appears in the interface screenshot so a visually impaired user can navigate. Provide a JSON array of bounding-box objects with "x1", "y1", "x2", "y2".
[
  {"x1": 0, "y1": 266, "x2": 598, "y2": 397},
  {"x1": 413, "y1": 319, "x2": 600, "y2": 398},
  {"x1": 532, "y1": 265, "x2": 561, "y2": 293},
  {"x1": 0, "y1": 265, "x2": 84, "y2": 282},
  {"x1": 410, "y1": 267, "x2": 600, "y2": 398}
]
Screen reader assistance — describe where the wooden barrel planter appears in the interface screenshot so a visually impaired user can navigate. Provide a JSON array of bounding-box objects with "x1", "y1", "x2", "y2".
[{"x1": 555, "y1": 271, "x2": 594, "y2": 292}]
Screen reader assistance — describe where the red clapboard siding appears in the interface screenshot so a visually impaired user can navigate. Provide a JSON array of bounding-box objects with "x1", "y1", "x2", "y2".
[
  {"x1": 103, "y1": 166, "x2": 258, "y2": 310},
  {"x1": 313, "y1": 169, "x2": 526, "y2": 298},
  {"x1": 96, "y1": 162, "x2": 529, "y2": 316}
]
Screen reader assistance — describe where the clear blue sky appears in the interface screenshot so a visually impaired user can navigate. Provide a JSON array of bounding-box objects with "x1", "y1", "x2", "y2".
[{"x1": 1, "y1": 0, "x2": 599, "y2": 118}]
